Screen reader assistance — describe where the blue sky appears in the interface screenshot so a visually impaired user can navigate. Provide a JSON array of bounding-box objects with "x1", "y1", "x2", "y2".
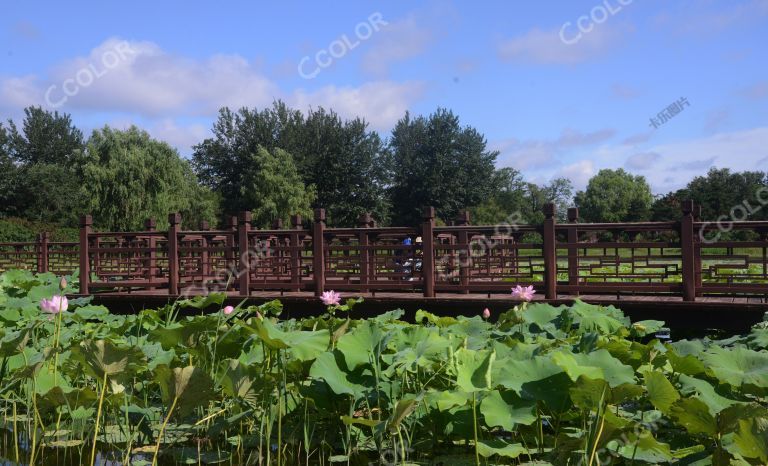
[{"x1": 1, "y1": 0, "x2": 766, "y2": 193}]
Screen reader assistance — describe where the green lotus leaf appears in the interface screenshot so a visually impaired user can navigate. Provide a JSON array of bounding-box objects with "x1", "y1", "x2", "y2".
[
  {"x1": 476, "y1": 439, "x2": 528, "y2": 459},
  {"x1": 614, "y1": 430, "x2": 674, "y2": 463},
  {"x1": 77, "y1": 339, "x2": 145, "y2": 379},
  {"x1": 336, "y1": 320, "x2": 387, "y2": 370},
  {"x1": 386, "y1": 394, "x2": 422, "y2": 432},
  {"x1": 678, "y1": 374, "x2": 740, "y2": 415},
  {"x1": 552, "y1": 349, "x2": 635, "y2": 387},
  {"x1": 667, "y1": 348, "x2": 706, "y2": 376},
  {"x1": 701, "y1": 346, "x2": 768, "y2": 391},
  {"x1": 643, "y1": 370, "x2": 680, "y2": 414},
  {"x1": 480, "y1": 389, "x2": 536, "y2": 429},
  {"x1": 309, "y1": 351, "x2": 366, "y2": 397},
  {"x1": 248, "y1": 318, "x2": 329, "y2": 361},
  {"x1": 455, "y1": 348, "x2": 495, "y2": 392},
  {"x1": 746, "y1": 328, "x2": 768, "y2": 350},
  {"x1": 153, "y1": 365, "x2": 215, "y2": 418},
  {"x1": 732, "y1": 416, "x2": 768, "y2": 463},
  {"x1": 670, "y1": 397, "x2": 717, "y2": 436}
]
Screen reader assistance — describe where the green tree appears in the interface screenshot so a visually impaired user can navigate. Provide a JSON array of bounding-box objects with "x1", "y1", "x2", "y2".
[
  {"x1": 388, "y1": 108, "x2": 498, "y2": 225},
  {"x1": 470, "y1": 168, "x2": 528, "y2": 224},
  {"x1": 0, "y1": 124, "x2": 15, "y2": 213},
  {"x1": 192, "y1": 102, "x2": 389, "y2": 225},
  {"x1": 0, "y1": 108, "x2": 85, "y2": 224},
  {"x1": 240, "y1": 146, "x2": 316, "y2": 228},
  {"x1": 80, "y1": 126, "x2": 218, "y2": 230},
  {"x1": 6, "y1": 106, "x2": 84, "y2": 165},
  {"x1": 685, "y1": 168, "x2": 767, "y2": 221},
  {"x1": 650, "y1": 191, "x2": 684, "y2": 221},
  {"x1": 524, "y1": 177, "x2": 574, "y2": 224},
  {"x1": 574, "y1": 169, "x2": 653, "y2": 222},
  {"x1": 300, "y1": 109, "x2": 390, "y2": 225}
]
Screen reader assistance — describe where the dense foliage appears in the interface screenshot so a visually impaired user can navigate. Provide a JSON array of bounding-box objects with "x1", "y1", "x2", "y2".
[
  {"x1": 2, "y1": 106, "x2": 768, "y2": 231},
  {"x1": 575, "y1": 169, "x2": 654, "y2": 223},
  {"x1": 1, "y1": 270, "x2": 767, "y2": 465},
  {"x1": 79, "y1": 127, "x2": 218, "y2": 231}
]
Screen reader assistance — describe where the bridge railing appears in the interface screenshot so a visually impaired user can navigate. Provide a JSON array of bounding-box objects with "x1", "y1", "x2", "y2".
[{"x1": 2, "y1": 201, "x2": 767, "y2": 301}]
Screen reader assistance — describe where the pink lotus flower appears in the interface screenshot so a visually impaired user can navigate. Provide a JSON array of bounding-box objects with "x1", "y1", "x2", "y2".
[
  {"x1": 41, "y1": 295, "x2": 68, "y2": 314},
  {"x1": 511, "y1": 285, "x2": 535, "y2": 302},
  {"x1": 482, "y1": 308, "x2": 491, "y2": 319},
  {"x1": 223, "y1": 305, "x2": 234, "y2": 315},
  {"x1": 320, "y1": 290, "x2": 341, "y2": 306}
]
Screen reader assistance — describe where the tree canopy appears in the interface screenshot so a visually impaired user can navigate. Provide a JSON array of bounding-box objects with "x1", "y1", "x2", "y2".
[
  {"x1": 388, "y1": 108, "x2": 498, "y2": 225},
  {"x1": 79, "y1": 126, "x2": 217, "y2": 230},
  {"x1": 192, "y1": 102, "x2": 389, "y2": 226},
  {"x1": 1, "y1": 105, "x2": 766, "y2": 239},
  {"x1": 240, "y1": 146, "x2": 315, "y2": 228},
  {"x1": 575, "y1": 169, "x2": 653, "y2": 222}
]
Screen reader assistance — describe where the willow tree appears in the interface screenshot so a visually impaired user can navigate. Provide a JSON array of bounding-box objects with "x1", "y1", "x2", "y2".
[
  {"x1": 79, "y1": 126, "x2": 218, "y2": 230},
  {"x1": 240, "y1": 146, "x2": 316, "y2": 228}
]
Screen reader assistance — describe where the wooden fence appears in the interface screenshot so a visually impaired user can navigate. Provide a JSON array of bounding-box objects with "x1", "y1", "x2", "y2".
[{"x1": 2, "y1": 201, "x2": 767, "y2": 301}]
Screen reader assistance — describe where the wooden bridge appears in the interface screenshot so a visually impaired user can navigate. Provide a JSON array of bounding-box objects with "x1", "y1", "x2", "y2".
[{"x1": 2, "y1": 201, "x2": 767, "y2": 329}]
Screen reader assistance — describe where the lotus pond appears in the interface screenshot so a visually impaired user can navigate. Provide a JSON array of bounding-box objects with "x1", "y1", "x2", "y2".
[{"x1": 1, "y1": 270, "x2": 767, "y2": 465}]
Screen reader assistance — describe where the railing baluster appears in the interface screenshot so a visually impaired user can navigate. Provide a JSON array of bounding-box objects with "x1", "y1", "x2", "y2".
[
  {"x1": 313, "y1": 209, "x2": 326, "y2": 296},
  {"x1": 238, "y1": 211, "x2": 252, "y2": 297},
  {"x1": 168, "y1": 213, "x2": 181, "y2": 295},
  {"x1": 543, "y1": 203, "x2": 557, "y2": 300},
  {"x1": 680, "y1": 200, "x2": 696, "y2": 301},
  {"x1": 79, "y1": 215, "x2": 92, "y2": 295},
  {"x1": 422, "y1": 207, "x2": 436, "y2": 297}
]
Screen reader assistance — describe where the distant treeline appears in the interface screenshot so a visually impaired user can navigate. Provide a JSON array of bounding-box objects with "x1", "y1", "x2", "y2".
[{"x1": 0, "y1": 104, "x2": 766, "y2": 240}]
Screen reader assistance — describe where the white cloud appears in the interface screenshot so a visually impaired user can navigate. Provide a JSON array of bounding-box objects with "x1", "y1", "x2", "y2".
[
  {"x1": 361, "y1": 15, "x2": 433, "y2": 76},
  {"x1": 742, "y1": 80, "x2": 768, "y2": 100},
  {"x1": 611, "y1": 83, "x2": 641, "y2": 100},
  {"x1": 562, "y1": 126, "x2": 768, "y2": 194},
  {"x1": 0, "y1": 37, "x2": 425, "y2": 132},
  {"x1": 493, "y1": 128, "x2": 616, "y2": 169},
  {"x1": 497, "y1": 23, "x2": 631, "y2": 65},
  {"x1": 624, "y1": 152, "x2": 661, "y2": 170},
  {"x1": 622, "y1": 132, "x2": 653, "y2": 146},
  {"x1": 554, "y1": 160, "x2": 595, "y2": 189},
  {"x1": 291, "y1": 81, "x2": 424, "y2": 130},
  {"x1": 655, "y1": 0, "x2": 768, "y2": 35},
  {"x1": 149, "y1": 119, "x2": 210, "y2": 154},
  {"x1": 703, "y1": 108, "x2": 729, "y2": 133}
]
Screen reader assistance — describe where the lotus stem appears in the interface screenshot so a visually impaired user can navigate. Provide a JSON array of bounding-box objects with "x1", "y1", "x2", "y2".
[
  {"x1": 152, "y1": 395, "x2": 179, "y2": 466},
  {"x1": 13, "y1": 401, "x2": 19, "y2": 464},
  {"x1": 472, "y1": 392, "x2": 480, "y2": 466},
  {"x1": 91, "y1": 372, "x2": 108, "y2": 466},
  {"x1": 588, "y1": 412, "x2": 606, "y2": 466}
]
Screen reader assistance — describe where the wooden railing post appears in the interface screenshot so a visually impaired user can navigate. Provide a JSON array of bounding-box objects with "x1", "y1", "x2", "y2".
[
  {"x1": 422, "y1": 207, "x2": 436, "y2": 297},
  {"x1": 168, "y1": 213, "x2": 181, "y2": 295},
  {"x1": 199, "y1": 220, "x2": 211, "y2": 279},
  {"x1": 37, "y1": 232, "x2": 49, "y2": 273},
  {"x1": 145, "y1": 218, "x2": 157, "y2": 289},
  {"x1": 567, "y1": 207, "x2": 579, "y2": 296},
  {"x1": 455, "y1": 210, "x2": 470, "y2": 294},
  {"x1": 693, "y1": 205, "x2": 703, "y2": 297},
  {"x1": 313, "y1": 209, "x2": 326, "y2": 296},
  {"x1": 543, "y1": 203, "x2": 557, "y2": 300},
  {"x1": 79, "y1": 215, "x2": 92, "y2": 295},
  {"x1": 238, "y1": 211, "x2": 252, "y2": 296},
  {"x1": 358, "y1": 213, "x2": 372, "y2": 292},
  {"x1": 291, "y1": 214, "x2": 303, "y2": 292},
  {"x1": 225, "y1": 216, "x2": 237, "y2": 284},
  {"x1": 681, "y1": 200, "x2": 696, "y2": 302}
]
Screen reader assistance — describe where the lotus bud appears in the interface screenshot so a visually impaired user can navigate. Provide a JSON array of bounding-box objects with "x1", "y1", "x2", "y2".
[{"x1": 59, "y1": 277, "x2": 67, "y2": 290}]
